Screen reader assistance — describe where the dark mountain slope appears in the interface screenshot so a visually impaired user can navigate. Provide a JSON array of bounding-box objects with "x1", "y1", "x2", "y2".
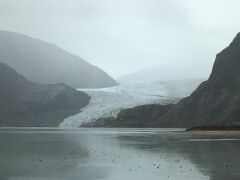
[
  {"x1": 0, "y1": 30, "x2": 118, "y2": 88},
  {"x1": 156, "y1": 32, "x2": 240, "y2": 127},
  {"x1": 0, "y1": 63, "x2": 90, "y2": 127}
]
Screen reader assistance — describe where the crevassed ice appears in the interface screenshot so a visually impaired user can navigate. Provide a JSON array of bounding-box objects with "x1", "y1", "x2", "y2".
[{"x1": 60, "y1": 81, "x2": 201, "y2": 128}]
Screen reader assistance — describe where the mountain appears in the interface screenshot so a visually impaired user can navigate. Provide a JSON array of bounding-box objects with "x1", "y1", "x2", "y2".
[
  {"x1": 0, "y1": 30, "x2": 118, "y2": 88},
  {"x1": 117, "y1": 65, "x2": 208, "y2": 83},
  {"x1": 83, "y1": 33, "x2": 240, "y2": 128},
  {"x1": 157, "y1": 32, "x2": 240, "y2": 127},
  {"x1": 0, "y1": 63, "x2": 90, "y2": 127}
]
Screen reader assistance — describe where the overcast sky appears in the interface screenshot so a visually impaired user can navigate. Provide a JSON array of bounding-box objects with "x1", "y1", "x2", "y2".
[{"x1": 0, "y1": 0, "x2": 240, "y2": 78}]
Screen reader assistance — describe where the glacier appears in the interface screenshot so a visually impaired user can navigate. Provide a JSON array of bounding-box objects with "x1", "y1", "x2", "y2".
[{"x1": 60, "y1": 80, "x2": 203, "y2": 128}]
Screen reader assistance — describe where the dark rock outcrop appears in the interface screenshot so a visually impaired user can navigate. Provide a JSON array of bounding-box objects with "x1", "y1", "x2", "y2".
[
  {"x1": 0, "y1": 30, "x2": 118, "y2": 88},
  {"x1": 82, "y1": 104, "x2": 174, "y2": 127},
  {"x1": 157, "y1": 32, "x2": 240, "y2": 127},
  {"x1": 86, "y1": 33, "x2": 240, "y2": 128},
  {"x1": 0, "y1": 63, "x2": 90, "y2": 127}
]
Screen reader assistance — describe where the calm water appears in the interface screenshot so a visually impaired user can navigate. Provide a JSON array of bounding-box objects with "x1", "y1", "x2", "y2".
[{"x1": 0, "y1": 128, "x2": 240, "y2": 180}]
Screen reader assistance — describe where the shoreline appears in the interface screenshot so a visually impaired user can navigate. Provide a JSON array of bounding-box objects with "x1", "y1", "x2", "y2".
[{"x1": 187, "y1": 126, "x2": 240, "y2": 131}]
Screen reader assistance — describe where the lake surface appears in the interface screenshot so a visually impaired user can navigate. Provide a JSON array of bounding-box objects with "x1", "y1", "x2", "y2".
[{"x1": 0, "y1": 128, "x2": 240, "y2": 180}]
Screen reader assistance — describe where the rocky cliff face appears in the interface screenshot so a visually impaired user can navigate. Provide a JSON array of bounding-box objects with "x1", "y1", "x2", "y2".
[
  {"x1": 157, "y1": 32, "x2": 240, "y2": 127},
  {"x1": 0, "y1": 30, "x2": 118, "y2": 88},
  {"x1": 85, "y1": 33, "x2": 240, "y2": 128},
  {"x1": 0, "y1": 63, "x2": 90, "y2": 127}
]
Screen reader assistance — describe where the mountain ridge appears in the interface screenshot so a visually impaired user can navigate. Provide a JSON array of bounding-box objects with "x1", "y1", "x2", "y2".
[
  {"x1": 0, "y1": 30, "x2": 118, "y2": 88},
  {"x1": 117, "y1": 65, "x2": 208, "y2": 83}
]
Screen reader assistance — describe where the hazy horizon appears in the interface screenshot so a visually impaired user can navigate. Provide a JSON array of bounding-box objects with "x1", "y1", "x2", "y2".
[{"x1": 0, "y1": 0, "x2": 240, "y2": 78}]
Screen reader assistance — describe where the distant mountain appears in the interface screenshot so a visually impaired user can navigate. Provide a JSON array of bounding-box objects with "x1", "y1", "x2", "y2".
[
  {"x1": 117, "y1": 65, "x2": 208, "y2": 83},
  {"x1": 0, "y1": 63, "x2": 90, "y2": 127},
  {"x1": 161, "y1": 79, "x2": 205, "y2": 98},
  {"x1": 84, "y1": 33, "x2": 240, "y2": 128},
  {"x1": 0, "y1": 30, "x2": 118, "y2": 88}
]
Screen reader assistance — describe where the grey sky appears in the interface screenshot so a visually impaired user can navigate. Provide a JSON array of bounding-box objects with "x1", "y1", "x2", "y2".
[{"x1": 0, "y1": 0, "x2": 240, "y2": 78}]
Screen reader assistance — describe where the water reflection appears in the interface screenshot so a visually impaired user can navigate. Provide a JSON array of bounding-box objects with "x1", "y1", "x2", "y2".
[
  {"x1": 0, "y1": 128, "x2": 239, "y2": 180},
  {"x1": 117, "y1": 131, "x2": 240, "y2": 180}
]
